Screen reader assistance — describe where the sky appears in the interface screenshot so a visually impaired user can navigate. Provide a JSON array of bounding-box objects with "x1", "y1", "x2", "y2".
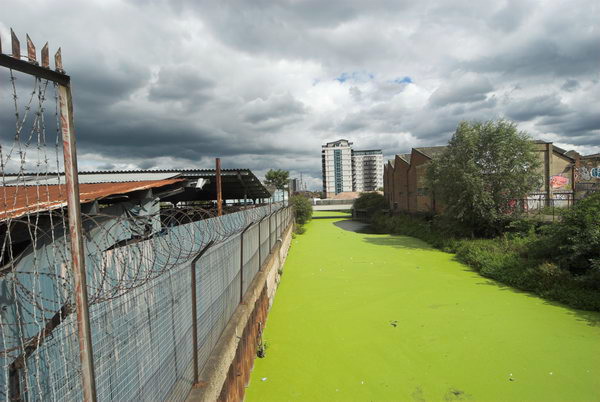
[{"x1": 1, "y1": 0, "x2": 599, "y2": 190}]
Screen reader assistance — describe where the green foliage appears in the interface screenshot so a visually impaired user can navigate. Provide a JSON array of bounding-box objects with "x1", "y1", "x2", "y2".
[
  {"x1": 290, "y1": 195, "x2": 313, "y2": 225},
  {"x1": 427, "y1": 120, "x2": 541, "y2": 236},
  {"x1": 371, "y1": 211, "x2": 461, "y2": 251},
  {"x1": 541, "y1": 193, "x2": 600, "y2": 274},
  {"x1": 264, "y1": 169, "x2": 290, "y2": 190},
  {"x1": 265, "y1": 169, "x2": 290, "y2": 201},
  {"x1": 294, "y1": 224, "x2": 306, "y2": 235},
  {"x1": 352, "y1": 192, "x2": 388, "y2": 220}
]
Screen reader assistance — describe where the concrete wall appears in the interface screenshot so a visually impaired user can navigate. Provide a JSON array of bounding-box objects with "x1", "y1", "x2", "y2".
[{"x1": 187, "y1": 222, "x2": 293, "y2": 402}]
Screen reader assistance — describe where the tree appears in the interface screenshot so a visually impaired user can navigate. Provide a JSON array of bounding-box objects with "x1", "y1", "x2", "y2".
[
  {"x1": 264, "y1": 169, "x2": 289, "y2": 201},
  {"x1": 352, "y1": 192, "x2": 388, "y2": 221},
  {"x1": 427, "y1": 120, "x2": 541, "y2": 235},
  {"x1": 290, "y1": 194, "x2": 313, "y2": 224}
]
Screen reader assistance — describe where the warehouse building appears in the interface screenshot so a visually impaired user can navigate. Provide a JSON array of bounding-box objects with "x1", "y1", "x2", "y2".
[{"x1": 384, "y1": 141, "x2": 578, "y2": 214}]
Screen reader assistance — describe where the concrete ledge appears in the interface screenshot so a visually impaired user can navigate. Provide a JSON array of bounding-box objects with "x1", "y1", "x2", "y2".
[{"x1": 187, "y1": 223, "x2": 293, "y2": 402}]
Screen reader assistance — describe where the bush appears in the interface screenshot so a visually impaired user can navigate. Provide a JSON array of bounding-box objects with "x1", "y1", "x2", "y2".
[
  {"x1": 541, "y1": 193, "x2": 600, "y2": 274},
  {"x1": 371, "y1": 211, "x2": 465, "y2": 251},
  {"x1": 294, "y1": 223, "x2": 306, "y2": 235},
  {"x1": 290, "y1": 195, "x2": 313, "y2": 225},
  {"x1": 352, "y1": 193, "x2": 387, "y2": 221}
]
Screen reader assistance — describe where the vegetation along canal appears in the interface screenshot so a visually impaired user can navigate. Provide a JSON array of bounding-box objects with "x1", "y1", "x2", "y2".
[{"x1": 246, "y1": 212, "x2": 600, "y2": 401}]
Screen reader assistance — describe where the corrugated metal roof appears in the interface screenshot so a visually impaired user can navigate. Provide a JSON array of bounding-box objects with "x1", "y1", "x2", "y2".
[
  {"x1": 0, "y1": 179, "x2": 183, "y2": 221},
  {"x1": 2, "y1": 172, "x2": 180, "y2": 186},
  {"x1": 3, "y1": 168, "x2": 272, "y2": 199}
]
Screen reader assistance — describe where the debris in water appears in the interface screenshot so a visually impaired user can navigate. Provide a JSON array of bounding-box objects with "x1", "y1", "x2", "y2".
[
  {"x1": 261, "y1": 377, "x2": 267, "y2": 382},
  {"x1": 390, "y1": 320, "x2": 398, "y2": 327}
]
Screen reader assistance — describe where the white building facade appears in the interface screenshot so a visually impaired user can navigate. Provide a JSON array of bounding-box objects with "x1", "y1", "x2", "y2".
[
  {"x1": 352, "y1": 150, "x2": 384, "y2": 192},
  {"x1": 321, "y1": 139, "x2": 383, "y2": 197},
  {"x1": 321, "y1": 139, "x2": 354, "y2": 197}
]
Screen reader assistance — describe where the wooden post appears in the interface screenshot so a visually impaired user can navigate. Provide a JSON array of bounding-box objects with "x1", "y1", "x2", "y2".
[
  {"x1": 0, "y1": 32, "x2": 97, "y2": 401},
  {"x1": 216, "y1": 158, "x2": 223, "y2": 216},
  {"x1": 58, "y1": 83, "x2": 97, "y2": 402}
]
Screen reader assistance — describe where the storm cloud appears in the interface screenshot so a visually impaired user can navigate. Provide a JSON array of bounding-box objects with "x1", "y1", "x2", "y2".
[{"x1": 1, "y1": 0, "x2": 598, "y2": 189}]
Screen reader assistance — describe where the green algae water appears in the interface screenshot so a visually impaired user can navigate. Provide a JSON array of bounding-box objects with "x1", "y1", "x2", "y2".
[{"x1": 245, "y1": 213, "x2": 600, "y2": 401}]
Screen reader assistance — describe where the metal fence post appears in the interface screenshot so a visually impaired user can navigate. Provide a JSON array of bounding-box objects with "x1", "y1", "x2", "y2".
[
  {"x1": 58, "y1": 83, "x2": 98, "y2": 402},
  {"x1": 257, "y1": 215, "x2": 267, "y2": 269},
  {"x1": 190, "y1": 240, "x2": 214, "y2": 385},
  {"x1": 239, "y1": 223, "x2": 254, "y2": 303}
]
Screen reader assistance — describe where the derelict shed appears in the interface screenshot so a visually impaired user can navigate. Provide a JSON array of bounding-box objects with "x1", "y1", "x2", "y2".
[
  {"x1": 1, "y1": 168, "x2": 272, "y2": 208},
  {"x1": 0, "y1": 168, "x2": 271, "y2": 273},
  {"x1": 70, "y1": 169, "x2": 271, "y2": 204}
]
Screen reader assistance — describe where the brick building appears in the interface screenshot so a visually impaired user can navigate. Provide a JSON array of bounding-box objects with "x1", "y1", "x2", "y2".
[{"x1": 384, "y1": 141, "x2": 577, "y2": 214}]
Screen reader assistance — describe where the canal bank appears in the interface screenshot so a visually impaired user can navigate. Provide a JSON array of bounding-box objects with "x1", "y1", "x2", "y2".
[{"x1": 245, "y1": 213, "x2": 600, "y2": 401}]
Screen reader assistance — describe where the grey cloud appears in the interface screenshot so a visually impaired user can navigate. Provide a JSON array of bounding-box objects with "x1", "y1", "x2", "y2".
[
  {"x1": 561, "y1": 79, "x2": 580, "y2": 92},
  {"x1": 505, "y1": 94, "x2": 570, "y2": 121},
  {"x1": 2, "y1": 0, "x2": 600, "y2": 189},
  {"x1": 488, "y1": 0, "x2": 533, "y2": 32},
  {"x1": 349, "y1": 86, "x2": 362, "y2": 101},
  {"x1": 148, "y1": 66, "x2": 214, "y2": 105},
  {"x1": 538, "y1": 111, "x2": 600, "y2": 137},
  {"x1": 429, "y1": 75, "x2": 493, "y2": 107},
  {"x1": 71, "y1": 60, "x2": 150, "y2": 108},
  {"x1": 465, "y1": 36, "x2": 600, "y2": 78},
  {"x1": 241, "y1": 93, "x2": 306, "y2": 125}
]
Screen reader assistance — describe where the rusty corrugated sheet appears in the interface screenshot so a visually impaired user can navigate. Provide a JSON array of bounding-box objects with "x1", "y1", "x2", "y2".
[{"x1": 0, "y1": 179, "x2": 183, "y2": 221}]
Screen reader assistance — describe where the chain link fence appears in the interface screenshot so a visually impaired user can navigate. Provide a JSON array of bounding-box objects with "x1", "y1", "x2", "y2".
[
  {"x1": 0, "y1": 64, "x2": 294, "y2": 400},
  {"x1": 1, "y1": 201, "x2": 292, "y2": 401}
]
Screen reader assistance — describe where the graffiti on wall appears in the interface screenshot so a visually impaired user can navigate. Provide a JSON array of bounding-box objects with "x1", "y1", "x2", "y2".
[
  {"x1": 549, "y1": 175, "x2": 569, "y2": 189},
  {"x1": 575, "y1": 167, "x2": 592, "y2": 181},
  {"x1": 575, "y1": 166, "x2": 600, "y2": 182}
]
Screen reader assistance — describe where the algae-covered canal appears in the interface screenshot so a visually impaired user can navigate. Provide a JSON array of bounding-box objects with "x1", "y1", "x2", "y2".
[{"x1": 246, "y1": 212, "x2": 600, "y2": 401}]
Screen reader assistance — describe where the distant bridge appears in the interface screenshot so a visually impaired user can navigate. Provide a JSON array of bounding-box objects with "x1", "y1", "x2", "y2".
[
  {"x1": 313, "y1": 199, "x2": 354, "y2": 211},
  {"x1": 313, "y1": 204, "x2": 353, "y2": 211}
]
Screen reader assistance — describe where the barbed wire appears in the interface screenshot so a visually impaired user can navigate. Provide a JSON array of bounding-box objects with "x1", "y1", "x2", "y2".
[{"x1": 0, "y1": 69, "x2": 292, "y2": 400}]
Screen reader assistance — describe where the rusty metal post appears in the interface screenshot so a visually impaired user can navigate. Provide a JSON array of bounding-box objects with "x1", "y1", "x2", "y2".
[
  {"x1": 191, "y1": 240, "x2": 214, "y2": 384},
  {"x1": 257, "y1": 215, "x2": 267, "y2": 268},
  {"x1": 58, "y1": 83, "x2": 97, "y2": 402},
  {"x1": 216, "y1": 158, "x2": 223, "y2": 216},
  {"x1": 239, "y1": 223, "x2": 254, "y2": 303}
]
